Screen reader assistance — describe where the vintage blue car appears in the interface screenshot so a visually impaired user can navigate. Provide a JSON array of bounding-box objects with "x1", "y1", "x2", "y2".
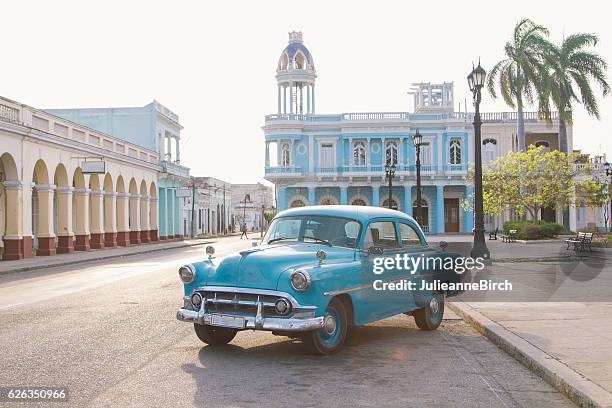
[{"x1": 176, "y1": 205, "x2": 463, "y2": 354}]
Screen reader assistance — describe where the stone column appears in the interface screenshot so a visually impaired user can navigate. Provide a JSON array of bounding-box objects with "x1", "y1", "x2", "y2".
[
  {"x1": 35, "y1": 184, "x2": 56, "y2": 256},
  {"x1": 89, "y1": 189, "x2": 105, "y2": 249},
  {"x1": 129, "y1": 194, "x2": 141, "y2": 244},
  {"x1": 312, "y1": 84, "x2": 315, "y2": 113},
  {"x1": 340, "y1": 186, "x2": 348, "y2": 205},
  {"x1": 265, "y1": 142, "x2": 270, "y2": 167},
  {"x1": 372, "y1": 185, "x2": 380, "y2": 207},
  {"x1": 104, "y1": 192, "x2": 117, "y2": 247},
  {"x1": 56, "y1": 186, "x2": 75, "y2": 254},
  {"x1": 2, "y1": 181, "x2": 25, "y2": 260},
  {"x1": 307, "y1": 187, "x2": 315, "y2": 206},
  {"x1": 277, "y1": 85, "x2": 281, "y2": 114},
  {"x1": 149, "y1": 196, "x2": 159, "y2": 241},
  {"x1": 175, "y1": 137, "x2": 181, "y2": 164},
  {"x1": 74, "y1": 188, "x2": 91, "y2": 251},
  {"x1": 174, "y1": 193, "x2": 182, "y2": 239},
  {"x1": 277, "y1": 187, "x2": 286, "y2": 211},
  {"x1": 166, "y1": 134, "x2": 172, "y2": 161},
  {"x1": 404, "y1": 185, "x2": 412, "y2": 216},
  {"x1": 140, "y1": 195, "x2": 150, "y2": 243},
  {"x1": 464, "y1": 186, "x2": 474, "y2": 233},
  {"x1": 116, "y1": 192, "x2": 130, "y2": 246},
  {"x1": 436, "y1": 185, "x2": 445, "y2": 234},
  {"x1": 289, "y1": 84, "x2": 294, "y2": 114},
  {"x1": 167, "y1": 189, "x2": 175, "y2": 238}
]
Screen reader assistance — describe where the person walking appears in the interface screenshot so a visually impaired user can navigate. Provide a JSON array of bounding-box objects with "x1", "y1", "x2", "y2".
[{"x1": 240, "y1": 222, "x2": 248, "y2": 239}]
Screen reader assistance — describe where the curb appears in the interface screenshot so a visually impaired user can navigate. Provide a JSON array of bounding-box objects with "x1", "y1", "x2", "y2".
[
  {"x1": 0, "y1": 240, "x2": 214, "y2": 276},
  {"x1": 448, "y1": 301, "x2": 612, "y2": 408},
  {"x1": 491, "y1": 255, "x2": 609, "y2": 263}
]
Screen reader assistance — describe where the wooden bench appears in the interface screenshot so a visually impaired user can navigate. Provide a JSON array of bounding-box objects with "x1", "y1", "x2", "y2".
[
  {"x1": 501, "y1": 229, "x2": 517, "y2": 243},
  {"x1": 565, "y1": 232, "x2": 594, "y2": 252},
  {"x1": 488, "y1": 227, "x2": 499, "y2": 240}
]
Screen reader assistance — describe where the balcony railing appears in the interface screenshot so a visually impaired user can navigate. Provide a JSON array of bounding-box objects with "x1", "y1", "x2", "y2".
[
  {"x1": 265, "y1": 166, "x2": 303, "y2": 175},
  {"x1": 443, "y1": 164, "x2": 468, "y2": 172},
  {"x1": 162, "y1": 160, "x2": 190, "y2": 178},
  {"x1": 265, "y1": 111, "x2": 558, "y2": 124},
  {"x1": 267, "y1": 163, "x2": 469, "y2": 177}
]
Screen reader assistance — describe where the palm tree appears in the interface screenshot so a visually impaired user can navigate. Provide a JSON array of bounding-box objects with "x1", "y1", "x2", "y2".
[
  {"x1": 540, "y1": 33, "x2": 609, "y2": 154},
  {"x1": 487, "y1": 19, "x2": 551, "y2": 150}
]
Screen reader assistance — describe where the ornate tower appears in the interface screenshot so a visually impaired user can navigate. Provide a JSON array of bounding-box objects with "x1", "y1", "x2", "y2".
[{"x1": 276, "y1": 31, "x2": 316, "y2": 115}]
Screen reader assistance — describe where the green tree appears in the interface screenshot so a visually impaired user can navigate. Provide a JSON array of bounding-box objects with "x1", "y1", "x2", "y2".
[
  {"x1": 487, "y1": 19, "x2": 551, "y2": 151},
  {"x1": 540, "y1": 33, "x2": 609, "y2": 154},
  {"x1": 474, "y1": 145, "x2": 582, "y2": 221}
]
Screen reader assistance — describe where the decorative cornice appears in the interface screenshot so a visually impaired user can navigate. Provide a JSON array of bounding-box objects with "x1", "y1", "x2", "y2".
[{"x1": 2, "y1": 180, "x2": 23, "y2": 190}]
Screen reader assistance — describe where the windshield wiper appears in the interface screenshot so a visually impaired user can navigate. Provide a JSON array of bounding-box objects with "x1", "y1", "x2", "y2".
[
  {"x1": 303, "y1": 236, "x2": 332, "y2": 246},
  {"x1": 267, "y1": 236, "x2": 296, "y2": 244}
]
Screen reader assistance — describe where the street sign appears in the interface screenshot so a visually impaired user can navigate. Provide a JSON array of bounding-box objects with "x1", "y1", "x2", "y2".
[
  {"x1": 175, "y1": 188, "x2": 192, "y2": 198},
  {"x1": 81, "y1": 160, "x2": 106, "y2": 174}
]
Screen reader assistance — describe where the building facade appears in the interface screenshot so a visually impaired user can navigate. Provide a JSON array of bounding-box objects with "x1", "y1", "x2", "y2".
[
  {"x1": 47, "y1": 101, "x2": 190, "y2": 240},
  {"x1": 0, "y1": 96, "x2": 159, "y2": 260},
  {"x1": 263, "y1": 32, "x2": 568, "y2": 234},
  {"x1": 231, "y1": 183, "x2": 274, "y2": 232},
  {"x1": 192, "y1": 177, "x2": 232, "y2": 236}
]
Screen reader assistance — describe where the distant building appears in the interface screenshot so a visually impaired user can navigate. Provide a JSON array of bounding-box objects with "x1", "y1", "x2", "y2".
[
  {"x1": 231, "y1": 183, "x2": 274, "y2": 232},
  {"x1": 263, "y1": 31, "x2": 571, "y2": 234},
  {"x1": 192, "y1": 177, "x2": 232, "y2": 236},
  {"x1": 46, "y1": 101, "x2": 190, "y2": 240}
]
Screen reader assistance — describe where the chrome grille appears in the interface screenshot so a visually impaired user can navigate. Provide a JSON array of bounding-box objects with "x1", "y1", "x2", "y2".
[{"x1": 195, "y1": 289, "x2": 290, "y2": 318}]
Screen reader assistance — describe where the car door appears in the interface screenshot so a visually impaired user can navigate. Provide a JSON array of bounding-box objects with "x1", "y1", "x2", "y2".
[{"x1": 353, "y1": 219, "x2": 404, "y2": 323}]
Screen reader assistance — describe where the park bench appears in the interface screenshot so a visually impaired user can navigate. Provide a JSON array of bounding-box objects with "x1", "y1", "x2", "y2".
[
  {"x1": 565, "y1": 232, "x2": 593, "y2": 252},
  {"x1": 488, "y1": 227, "x2": 499, "y2": 240},
  {"x1": 501, "y1": 229, "x2": 517, "y2": 243}
]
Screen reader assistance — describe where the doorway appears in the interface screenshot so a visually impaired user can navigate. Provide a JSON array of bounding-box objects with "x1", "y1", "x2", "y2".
[{"x1": 444, "y1": 198, "x2": 460, "y2": 233}]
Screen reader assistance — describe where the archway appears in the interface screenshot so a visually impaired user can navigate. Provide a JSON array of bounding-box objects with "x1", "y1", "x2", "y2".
[
  {"x1": 128, "y1": 178, "x2": 140, "y2": 244},
  {"x1": 149, "y1": 182, "x2": 158, "y2": 241},
  {"x1": 289, "y1": 199, "x2": 306, "y2": 208},
  {"x1": 139, "y1": 180, "x2": 150, "y2": 243},
  {"x1": 32, "y1": 159, "x2": 54, "y2": 255},
  {"x1": 115, "y1": 175, "x2": 129, "y2": 246},
  {"x1": 54, "y1": 163, "x2": 73, "y2": 253},
  {"x1": 103, "y1": 173, "x2": 116, "y2": 247},
  {"x1": 72, "y1": 167, "x2": 89, "y2": 251},
  {"x1": 88, "y1": 174, "x2": 105, "y2": 249},
  {"x1": 318, "y1": 195, "x2": 339, "y2": 205},
  {"x1": 1, "y1": 153, "x2": 24, "y2": 259}
]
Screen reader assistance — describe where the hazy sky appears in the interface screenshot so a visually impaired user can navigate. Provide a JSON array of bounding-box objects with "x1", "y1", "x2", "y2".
[{"x1": 3, "y1": 0, "x2": 610, "y2": 184}]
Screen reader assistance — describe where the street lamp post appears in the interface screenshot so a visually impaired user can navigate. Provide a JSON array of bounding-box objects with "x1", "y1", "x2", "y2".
[
  {"x1": 605, "y1": 162, "x2": 612, "y2": 230},
  {"x1": 413, "y1": 130, "x2": 423, "y2": 225},
  {"x1": 384, "y1": 159, "x2": 396, "y2": 209},
  {"x1": 468, "y1": 62, "x2": 491, "y2": 261}
]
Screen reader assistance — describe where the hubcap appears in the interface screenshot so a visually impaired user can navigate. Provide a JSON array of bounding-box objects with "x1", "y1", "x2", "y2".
[
  {"x1": 323, "y1": 315, "x2": 337, "y2": 336},
  {"x1": 429, "y1": 297, "x2": 439, "y2": 315}
]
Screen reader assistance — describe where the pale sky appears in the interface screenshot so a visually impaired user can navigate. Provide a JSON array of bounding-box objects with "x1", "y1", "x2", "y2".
[{"x1": 3, "y1": 0, "x2": 610, "y2": 184}]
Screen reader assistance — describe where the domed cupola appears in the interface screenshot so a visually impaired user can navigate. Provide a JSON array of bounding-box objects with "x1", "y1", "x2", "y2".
[{"x1": 275, "y1": 31, "x2": 316, "y2": 115}]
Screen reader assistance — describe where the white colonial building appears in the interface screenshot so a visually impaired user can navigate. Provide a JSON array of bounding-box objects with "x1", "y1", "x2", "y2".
[
  {"x1": 263, "y1": 32, "x2": 569, "y2": 234},
  {"x1": 231, "y1": 183, "x2": 274, "y2": 232},
  {"x1": 0, "y1": 96, "x2": 159, "y2": 260}
]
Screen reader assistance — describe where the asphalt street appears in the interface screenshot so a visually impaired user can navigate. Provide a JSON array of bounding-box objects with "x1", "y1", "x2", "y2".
[{"x1": 0, "y1": 236, "x2": 575, "y2": 407}]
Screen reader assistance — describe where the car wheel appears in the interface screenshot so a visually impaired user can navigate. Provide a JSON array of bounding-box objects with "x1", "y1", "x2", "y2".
[
  {"x1": 302, "y1": 298, "x2": 348, "y2": 355},
  {"x1": 413, "y1": 291, "x2": 444, "y2": 331},
  {"x1": 193, "y1": 324, "x2": 238, "y2": 345}
]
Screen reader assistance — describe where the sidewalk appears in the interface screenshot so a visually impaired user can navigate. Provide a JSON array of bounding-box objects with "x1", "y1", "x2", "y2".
[
  {"x1": 0, "y1": 238, "x2": 217, "y2": 275},
  {"x1": 449, "y1": 301, "x2": 612, "y2": 408}
]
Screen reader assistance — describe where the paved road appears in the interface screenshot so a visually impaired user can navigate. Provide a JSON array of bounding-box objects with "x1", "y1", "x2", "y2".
[{"x1": 0, "y1": 237, "x2": 575, "y2": 407}]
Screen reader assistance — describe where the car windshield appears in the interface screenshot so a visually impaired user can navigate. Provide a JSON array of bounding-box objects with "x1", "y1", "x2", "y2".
[{"x1": 262, "y1": 215, "x2": 361, "y2": 248}]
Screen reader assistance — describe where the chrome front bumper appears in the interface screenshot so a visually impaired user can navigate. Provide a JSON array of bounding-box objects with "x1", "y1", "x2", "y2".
[{"x1": 176, "y1": 308, "x2": 325, "y2": 332}]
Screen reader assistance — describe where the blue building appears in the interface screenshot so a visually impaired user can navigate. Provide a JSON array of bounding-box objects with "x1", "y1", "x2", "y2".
[
  {"x1": 47, "y1": 101, "x2": 190, "y2": 240},
  {"x1": 264, "y1": 32, "x2": 475, "y2": 234}
]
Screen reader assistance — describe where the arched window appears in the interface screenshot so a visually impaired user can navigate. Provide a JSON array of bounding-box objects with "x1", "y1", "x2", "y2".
[
  {"x1": 482, "y1": 138, "x2": 498, "y2": 163},
  {"x1": 351, "y1": 198, "x2": 366, "y2": 206},
  {"x1": 382, "y1": 198, "x2": 398, "y2": 210},
  {"x1": 353, "y1": 141, "x2": 366, "y2": 166},
  {"x1": 281, "y1": 143, "x2": 291, "y2": 167},
  {"x1": 385, "y1": 141, "x2": 398, "y2": 165},
  {"x1": 289, "y1": 199, "x2": 305, "y2": 208},
  {"x1": 294, "y1": 52, "x2": 306, "y2": 69},
  {"x1": 449, "y1": 139, "x2": 462, "y2": 164},
  {"x1": 535, "y1": 140, "x2": 550, "y2": 153}
]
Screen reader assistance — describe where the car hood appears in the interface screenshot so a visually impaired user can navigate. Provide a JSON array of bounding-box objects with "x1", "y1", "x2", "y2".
[{"x1": 204, "y1": 243, "x2": 355, "y2": 290}]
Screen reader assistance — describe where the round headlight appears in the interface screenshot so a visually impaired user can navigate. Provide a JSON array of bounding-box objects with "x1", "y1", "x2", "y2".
[
  {"x1": 191, "y1": 292, "x2": 203, "y2": 308},
  {"x1": 290, "y1": 270, "x2": 311, "y2": 292},
  {"x1": 179, "y1": 265, "x2": 195, "y2": 283},
  {"x1": 274, "y1": 298, "x2": 292, "y2": 315}
]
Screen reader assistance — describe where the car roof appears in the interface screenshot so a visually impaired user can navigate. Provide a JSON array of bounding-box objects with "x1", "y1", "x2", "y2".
[{"x1": 276, "y1": 205, "x2": 416, "y2": 224}]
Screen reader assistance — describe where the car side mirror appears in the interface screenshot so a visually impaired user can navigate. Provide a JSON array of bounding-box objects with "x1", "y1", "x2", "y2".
[
  {"x1": 251, "y1": 240, "x2": 260, "y2": 248},
  {"x1": 439, "y1": 241, "x2": 448, "y2": 251},
  {"x1": 367, "y1": 246, "x2": 384, "y2": 256}
]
